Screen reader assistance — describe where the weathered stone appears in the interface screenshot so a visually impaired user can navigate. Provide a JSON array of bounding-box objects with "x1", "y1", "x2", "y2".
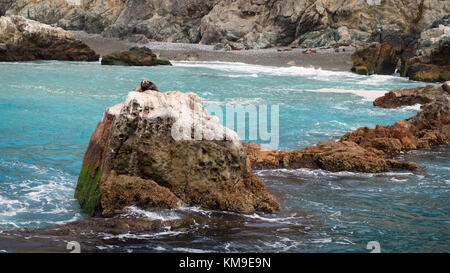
[
  {"x1": 352, "y1": 15, "x2": 450, "y2": 82},
  {"x1": 351, "y1": 30, "x2": 418, "y2": 76},
  {"x1": 2, "y1": 0, "x2": 448, "y2": 49},
  {"x1": 75, "y1": 89, "x2": 280, "y2": 216},
  {"x1": 0, "y1": 15, "x2": 99, "y2": 61},
  {"x1": 406, "y1": 25, "x2": 450, "y2": 82},
  {"x1": 343, "y1": 95, "x2": 450, "y2": 154}
]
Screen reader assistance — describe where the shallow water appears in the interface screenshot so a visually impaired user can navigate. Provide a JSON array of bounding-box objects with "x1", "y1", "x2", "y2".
[{"x1": 0, "y1": 61, "x2": 448, "y2": 252}]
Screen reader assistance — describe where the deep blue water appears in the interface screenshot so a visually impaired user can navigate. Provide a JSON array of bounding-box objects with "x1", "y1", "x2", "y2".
[{"x1": 0, "y1": 61, "x2": 448, "y2": 252}]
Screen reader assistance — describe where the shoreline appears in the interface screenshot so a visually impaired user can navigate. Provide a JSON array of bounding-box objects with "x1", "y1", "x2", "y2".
[{"x1": 72, "y1": 31, "x2": 354, "y2": 71}]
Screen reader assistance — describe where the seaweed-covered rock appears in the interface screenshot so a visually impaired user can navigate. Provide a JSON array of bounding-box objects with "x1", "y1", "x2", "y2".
[
  {"x1": 75, "y1": 89, "x2": 280, "y2": 216},
  {"x1": 101, "y1": 47, "x2": 172, "y2": 66}
]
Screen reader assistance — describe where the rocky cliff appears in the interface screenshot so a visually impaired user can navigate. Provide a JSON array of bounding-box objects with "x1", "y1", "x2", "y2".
[
  {"x1": 0, "y1": 15, "x2": 99, "y2": 61},
  {"x1": 1, "y1": 0, "x2": 449, "y2": 49},
  {"x1": 75, "y1": 88, "x2": 280, "y2": 217},
  {"x1": 351, "y1": 15, "x2": 449, "y2": 81}
]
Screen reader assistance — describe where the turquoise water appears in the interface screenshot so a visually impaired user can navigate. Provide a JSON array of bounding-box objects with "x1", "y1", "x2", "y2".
[{"x1": 0, "y1": 61, "x2": 448, "y2": 252}]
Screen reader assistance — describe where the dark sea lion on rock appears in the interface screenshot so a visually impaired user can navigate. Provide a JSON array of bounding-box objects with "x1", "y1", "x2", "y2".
[{"x1": 134, "y1": 79, "x2": 159, "y2": 92}]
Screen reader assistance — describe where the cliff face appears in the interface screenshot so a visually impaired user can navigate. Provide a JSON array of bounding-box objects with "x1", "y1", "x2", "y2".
[
  {"x1": 350, "y1": 15, "x2": 449, "y2": 82},
  {"x1": 1, "y1": 0, "x2": 449, "y2": 48}
]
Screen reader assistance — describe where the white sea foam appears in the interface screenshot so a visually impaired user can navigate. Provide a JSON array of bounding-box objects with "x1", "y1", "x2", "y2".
[
  {"x1": 255, "y1": 168, "x2": 418, "y2": 179},
  {"x1": 304, "y1": 88, "x2": 388, "y2": 102},
  {"x1": 122, "y1": 206, "x2": 181, "y2": 221},
  {"x1": 173, "y1": 61, "x2": 358, "y2": 78},
  {"x1": 395, "y1": 104, "x2": 422, "y2": 112},
  {"x1": 243, "y1": 213, "x2": 302, "y2": 224},
  {"x1": 172, "y1": 61, "x2": 410, "y2": 88},
  {"x1": 172, "y1": 247, "x2": 214, "y2": 253}
]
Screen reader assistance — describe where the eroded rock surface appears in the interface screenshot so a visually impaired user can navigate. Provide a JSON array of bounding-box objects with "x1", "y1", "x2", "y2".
[
  {"x1": 1, "y1": 0, "x2": 449, "y2": 49},
  {"x1": 406, "y1": 24, "x2": 450, "y2": 82},
  {"x1": 351, "y1": 14, "x2": 450, "y2": 82},
  {"x1": 75, "y1": 90, "x2": 280, "y2": 217},
  {"x1": 0, "y1": 15, "x2": 99, "y2": 61}
]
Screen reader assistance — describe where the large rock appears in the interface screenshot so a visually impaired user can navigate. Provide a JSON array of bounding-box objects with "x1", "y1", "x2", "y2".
[
  {"x1": 1, "y1": 0, "x2": 127, "y2": 33},
  {"x1": 75, "y1": 89, "x2": 280, "y2": 216},
  {"x1": 101, "y1": 47, "x2": 172, "y2": 66},
  {"x1": 244, "y1": 94, "x2": 450, "y2": 173},
  {"x1": 373, "y1": 82, "x2": 450, "y2": 108},
  {"x1": 1, "y1": 0, "x2": 449, "y2": 49},
  {"x1": 0, "y1": 15, "x2": 99, "y2": 61}
]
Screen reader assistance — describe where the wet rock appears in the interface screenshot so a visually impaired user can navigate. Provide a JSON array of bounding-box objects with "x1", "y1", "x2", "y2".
[
  {"x1": 0, "y1": 15, "x2": 99, "y2": 61},
  {"x1": 101, "y1": 47, "x2": 171, "y2": 66},
  {"x1": 374, "y1": 82, "x2": 450, "y2": 108},
  {"x1": 75, "y1": 89, "x2": 280, "y2": 216},
  {"x1": 343, "y1": 95, "x2": 450, "y2": 155},
  {"x1": 245, "y1": 95, "x2": 450, "y2": 173}
]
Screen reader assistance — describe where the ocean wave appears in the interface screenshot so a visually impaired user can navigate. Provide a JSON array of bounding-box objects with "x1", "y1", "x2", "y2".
[
  {"x1": 304, "y1": 88, "x2": 387, "y2": 102},
  {"x1": 255, "y1": 168, "x2": 419, "y2": 179},
  {"x1": 173, "y1": 61, "x2": 358, "y2": 78},
  {"x1": 0, "y1": 160, "x2": 78, "y2": 227},
  {"x1": 122, "y1": 206, "x2": 181, "y2": 221},
  {"x1": 394, "y1": 104, "x2": 422, "y2": 112}
]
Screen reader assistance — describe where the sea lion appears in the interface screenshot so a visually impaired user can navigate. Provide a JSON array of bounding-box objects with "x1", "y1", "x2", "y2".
[{"x1": 134, "y1": 79, "x2": 159, "y2": 92}]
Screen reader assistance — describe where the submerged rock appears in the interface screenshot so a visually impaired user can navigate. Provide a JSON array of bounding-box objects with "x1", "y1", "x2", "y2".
[
  {"x1": 75, "y1": 89, "x2": 280, "y2": 216},
  {"x1": 0, "y1": 15, "x2": 99, "y2": 61},
  {"x1": 374, "y1": 81, "x2": 450, "y2": 108},
  {"x1": 245, "y1": 95, "x2": 450, "y2": 173},
  {"x1": 101, "y1": 47, "x2": 172, "y2": 66}
]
